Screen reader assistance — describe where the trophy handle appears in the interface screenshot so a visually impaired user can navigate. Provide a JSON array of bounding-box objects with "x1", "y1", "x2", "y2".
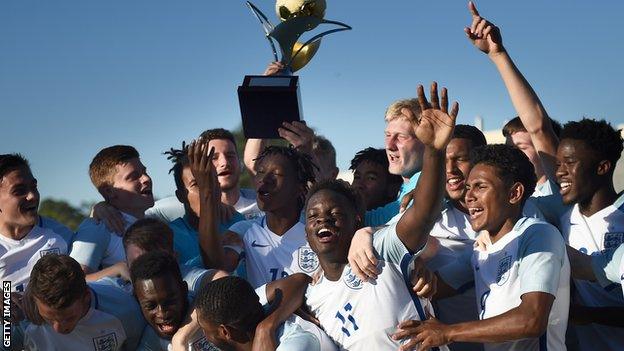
[
  {"x1": 246, "y1": 1, "x2": 280, "y2": 62},
  {"x1": 288, "y1": 20, "x2": 352, "y2": 70}
]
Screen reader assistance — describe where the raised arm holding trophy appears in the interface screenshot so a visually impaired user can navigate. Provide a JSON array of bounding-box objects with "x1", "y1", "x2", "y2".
[{"x1": 238, "y1": 0, "x2": 351, "y2": 138}]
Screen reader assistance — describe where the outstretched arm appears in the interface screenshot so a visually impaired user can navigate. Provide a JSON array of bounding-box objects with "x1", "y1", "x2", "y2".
[
  {"x1": 466, "y1": 1, "x2": 558, "y2": 180},
  {"x1": 189, "y1": 139, "x2": 226, "y2": 270},
  {"x1": 396, "y1": 83, "x2": 458, "y2": 252}
]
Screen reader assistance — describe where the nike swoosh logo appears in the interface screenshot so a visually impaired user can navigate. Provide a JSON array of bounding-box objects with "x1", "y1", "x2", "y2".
[{"x1": 251, "y1": 240, "x2": 270, "y2": 248}]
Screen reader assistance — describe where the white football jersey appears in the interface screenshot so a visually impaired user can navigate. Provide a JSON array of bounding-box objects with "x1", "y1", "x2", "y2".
[
  {"x1": 439, "y1": 217, "x2": 570, "y2": 351},
  {"x1": 24, "y1": 278, "x2": 145, "y2": 350},
  {"x1": 305, "y1": 223, "x2": 448, "y2": 351},
  {"x1": 561, "y1": 201, "x2": 624, "y2": 349},
  {"x1": 0, "y1": 225, "x2": 69, "y2": 292},
  {"x1": 427, "y1": 202, "x2": 481, "y2": 351},
  {"x1": 70, "y1": 213, "x2": 137, "y2": 271},
  {"x1": 229, "y1": 216, "x2": 318, "y2": 288}
]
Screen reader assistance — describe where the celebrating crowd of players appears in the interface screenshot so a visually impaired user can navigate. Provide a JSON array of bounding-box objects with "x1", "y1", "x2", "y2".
[{"x1": 2, "y1": 3, "x2": 624, "y2": 350}]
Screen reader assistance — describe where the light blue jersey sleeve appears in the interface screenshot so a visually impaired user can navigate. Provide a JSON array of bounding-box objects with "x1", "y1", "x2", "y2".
[
  {"x1": 592, "y1": 243, "x2": 624, "y2": 287},
  {"x1": 180, "y1": 264, "x2": 212, "y2": 293},
  {"x1": 90, "y1": 279, "x2": 146, "y2": 350},
  {"x1": 145, "y1": 196, "x2": 185, "y2": 223},
  {"x1": 436, "y1": 247, "x2": 474, "y2": 291},
  {"x1": 39, "y1": 216, "x2": 74, "y2": 248},
  {"x1": 517, "y1": 222, "x2": 566, "y2": 296},
  {"x1": 372, "y1": 221, "x2": 427, "y2": 277},
  {"x1": 70, "y1": 219, "x2": 110, "y2": 271},
  {"x1": 364, "y1": 200, "x2": 400, "y2": 227},
  {"x1": 276, "y1": 321, "x2": 321, "y2": 351}
]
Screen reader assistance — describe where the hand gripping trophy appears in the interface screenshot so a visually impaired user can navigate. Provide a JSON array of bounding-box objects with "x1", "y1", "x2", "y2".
[{"x1": 238, "y1": 0, "x2": 351, "y2": 138}]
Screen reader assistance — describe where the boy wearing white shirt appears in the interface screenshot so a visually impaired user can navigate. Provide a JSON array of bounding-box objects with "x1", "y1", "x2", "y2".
[
  {"x1": 0, "y1": 154, "x2": 71, "y2": 293},
  {"x1": 401, "y1": 144, "x2": 570, "y2": 351},
  {"x1": 302, "y1": 83, "x2": 456, "y2": 351},
  {"x1": 23, "y1": 254, "x2": 145, "y2": 350},
  {"x1": 556, "y1": 118, "x2": 624, "y2": 349},
  {"x1": 70, "y1": 145, "x2": 154, "y2": 280}
]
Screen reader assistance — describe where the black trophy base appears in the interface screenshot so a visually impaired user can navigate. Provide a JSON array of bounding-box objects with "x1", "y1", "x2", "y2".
[{"x1": 238, "y1": 75, "x2": 303, "y2": 139}]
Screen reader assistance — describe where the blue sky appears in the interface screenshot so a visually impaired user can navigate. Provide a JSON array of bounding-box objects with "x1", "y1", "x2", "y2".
[{"x1": 1, "y1": 0, "x2": 623, "y2": 207}]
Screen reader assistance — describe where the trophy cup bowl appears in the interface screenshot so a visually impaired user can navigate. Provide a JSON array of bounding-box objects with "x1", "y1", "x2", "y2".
[{"x1": 238, "y1": 0, "x2": 351, "y2": 139}]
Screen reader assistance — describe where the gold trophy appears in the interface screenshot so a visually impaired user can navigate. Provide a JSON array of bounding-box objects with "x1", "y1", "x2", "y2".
[{"x1": 238, "y1": 0, "x2": 351, "y2": 138}]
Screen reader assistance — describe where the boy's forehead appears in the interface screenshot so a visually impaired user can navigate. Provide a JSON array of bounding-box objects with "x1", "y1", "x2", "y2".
[{"x1": 0, "y1": 167, "x2": 34, "y2": 188}]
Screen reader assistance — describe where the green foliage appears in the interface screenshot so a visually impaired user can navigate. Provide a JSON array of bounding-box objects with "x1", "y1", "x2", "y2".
[{"x1": 38, "y1": 198, "x2": 89, "y2": 231}]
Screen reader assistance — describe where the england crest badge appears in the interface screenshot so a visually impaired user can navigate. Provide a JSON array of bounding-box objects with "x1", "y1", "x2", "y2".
[{"x1": 298, "y1": 246, "x2": 319, "y2": 273}]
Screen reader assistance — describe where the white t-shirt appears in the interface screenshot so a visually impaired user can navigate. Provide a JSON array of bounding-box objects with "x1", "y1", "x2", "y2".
[
  {"x1": 439, "y1": 217, "x2": 570, "y2": 351},
  {"x1": 145, "y1": 188, "x2": 262, "y2": 222},
  {"x1": 0, "y1": 225, "x2": 69, "y2": 292},
  {"x1": 70, "y1": 213, "x2": 136, "y2": 271},
  {"x1": 561, "y1": 201, "x2": 624, "y2": 350},
  {"x1": 305, "y1": 223, "x2": 447, "y2": 351},
  {"x1": 24, "y1": 278, "x2": 145, "y2": 350},
  {"x1": 229, "y1": 216, "x2": 318, "y2": 288}
]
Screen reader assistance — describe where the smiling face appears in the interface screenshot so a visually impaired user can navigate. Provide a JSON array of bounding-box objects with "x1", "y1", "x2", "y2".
[
  {"x1": 465, "y1": 163, "x2": 522, "y2": 236},
  {"x1": 351, "y1": 161, "x2": 395, "y2": 210},
  {"x1": 0, "y1": 167, "x2": 40, "y2": 237},
  {"x1": 556, "y1": 138, "x2": 602, "y2": 206},
  {"x1": 384, "y1": 119, "x2": 424, "y2": 179},
  {"x1": 135, "y1": 275, "x2": 188, "y2": 339},
  {"x1": 305, "y1": 189, "x2": 360, "y2": 262},
  {"x1": 35, "y1": 291, "x2": 90, "y2": 335},
  {"x1": 106, "y1": 158, "x2": 154, "y2": 214},
  {"x1": 209, "y1": 139, "x2": 240, "y2": 192},
  {"x1": 254, "y1": 153, "x2": 303, "y2": 213},
  {"x1": 445, "y1": 138, "x2": 473, "y2": 207},
  {"x1": 176, "y1": 166, "x2": 200, "y2": 218}
]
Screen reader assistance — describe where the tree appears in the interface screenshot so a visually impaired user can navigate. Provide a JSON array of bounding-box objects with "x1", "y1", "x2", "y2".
[{"x1": 39, "y1": 198, "x2": 88, "y2": 231}]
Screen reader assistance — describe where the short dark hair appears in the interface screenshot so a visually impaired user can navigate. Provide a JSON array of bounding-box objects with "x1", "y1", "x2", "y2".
[
  {"x1": 164, "y1": 142, "x2": 189, "y2": 192},
  {"x1": 130, "y1": 251, "x2": 183, "y2": 286},
  {"x1": 0, "y1": 153, "x2": 30, "y2": 180},
  {"x1": 195, "y1": 276, "x2": 264, "y2": 332},
  {"x1": 29, "y1": 255, "x2": 88, "y2": 309},
  {"x1": 255, "y1": 146, "x2": 318, "y2": 209},
  {"x1": 306, "y1": 179, "x2": 365, "y2": 223},
  {"x1": 349, "y1": 147, "x2": 402, "y2": 186},
  {"x1": 123, "y1": 218, "x2": 174, "y2": 253},
  {"x1": 471, "y1": 144, "x2": 536, "y2": 203},
  {"x1": 89, "y1": 145, "x2": 140, "y2": 190},
  {"x1": 199, "y1": 128, "x2": 237, "y2": 147},
  {"x1": 502, "y1": 116, "x2": 563, "y2": 138},
  {"x1": 561, "y1": 118, "x2": 623, "y2": 167},
  {"x1": 453, "y1": 125, "x2": 487, "y2": 148}
]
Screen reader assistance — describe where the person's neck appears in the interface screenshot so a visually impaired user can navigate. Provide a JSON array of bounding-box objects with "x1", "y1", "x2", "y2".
[
  {"x1": 579, "y1": 184, "x2": 618, "y2": 217},
  {"x1": 488, "y1": 212, "x2": 521, "y2": 245},
  {"x1": 186, "y1": 212, "x2": 199, "y2": 231},
  {"x1": 221, "y1": 186, "x2": 241, "y2": 207},
  {"x1": 0, "y1": 222, "x2": 34, "y2": 241},
  {"x1": 450, "y1": 198, "x2": 469, "y2": 214},
  {"x1": 320, "y1": 260, "x2": 347, "y2": 281},
  {"x1": 266, "y1": 208, "x2": 300, "y2": 236}
]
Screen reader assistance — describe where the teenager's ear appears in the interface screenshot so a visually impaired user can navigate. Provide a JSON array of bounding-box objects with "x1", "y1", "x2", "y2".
[
  {"x1": 508, "y1": 182, "x2": 525, "y2": 205},
  {"x1": 175, "y1": 188, "x2": 187, "y2": 204},
  {"x1": 220, "y1": 324, "x2": 232, "y2": 340},
  {"x1": 596, "y1": 159, "x2": 612, "y2": 176}
]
